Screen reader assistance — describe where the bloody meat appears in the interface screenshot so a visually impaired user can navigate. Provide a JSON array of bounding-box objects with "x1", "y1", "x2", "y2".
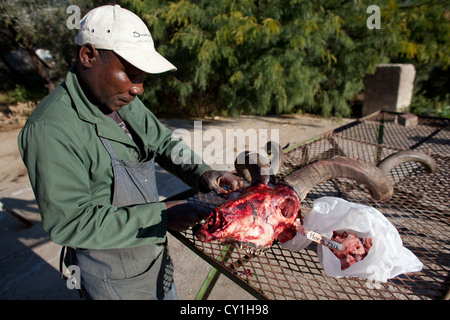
[
  {"x1": 330, "y1": 231, "x2": 372, "y2": 270},
  {"x1": 195, "y1": 183, "x2": 301, "y2": 250}
]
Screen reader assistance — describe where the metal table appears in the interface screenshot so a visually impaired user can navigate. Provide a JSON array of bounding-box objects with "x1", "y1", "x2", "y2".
[{"x1": 168, "y1": 111, "x2": 449, "y2": 300}]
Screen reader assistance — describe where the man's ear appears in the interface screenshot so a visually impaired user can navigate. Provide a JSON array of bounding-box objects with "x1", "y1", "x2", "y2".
[{"x1": 78, "y1": 44, "x2": 99, "y2": 68}]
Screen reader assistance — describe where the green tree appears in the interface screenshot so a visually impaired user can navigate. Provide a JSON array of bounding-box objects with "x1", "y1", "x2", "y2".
[
  {"x1": 1, "y1": 1, "x2": 448, "y2": 117},
  {"x1": 0, "y1": 0, "x2": 110, "y2": 93},
  {"x1": 123, "y1": 0, "x2": 449, "y2": 117}
]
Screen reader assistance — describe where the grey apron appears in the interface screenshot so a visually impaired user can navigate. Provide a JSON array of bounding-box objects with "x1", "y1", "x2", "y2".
[{"x1": 64, "y1": 137, "x2": 177, "y2": 300}]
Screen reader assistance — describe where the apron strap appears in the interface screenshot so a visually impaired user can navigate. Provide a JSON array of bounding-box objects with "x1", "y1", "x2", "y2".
[
  {"x1": 59, "y1": 246, "x2": 67, "y2": 280},
  {"x1": 99, "y1": 137, "x2": 118, "y2": 159}
]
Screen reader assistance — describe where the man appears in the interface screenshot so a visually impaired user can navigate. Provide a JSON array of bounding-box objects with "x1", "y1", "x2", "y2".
[{"x1": 18, "y1": 5, "x2": 243, "y2": 300}]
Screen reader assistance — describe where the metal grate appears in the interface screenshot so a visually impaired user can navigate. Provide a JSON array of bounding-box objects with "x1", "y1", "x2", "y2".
[{"x1": 169, "y1": 111, "x2": 449, "y2": 300}]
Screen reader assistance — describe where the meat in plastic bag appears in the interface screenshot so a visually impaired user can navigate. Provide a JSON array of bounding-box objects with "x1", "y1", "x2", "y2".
[{"x1": 282, "y1": 197, "x2": 423, "y2": 282}]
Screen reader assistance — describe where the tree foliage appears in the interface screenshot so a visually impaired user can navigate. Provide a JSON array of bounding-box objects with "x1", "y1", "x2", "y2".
[
  {"x1": 1, "y1": 0, "x2": 449, "y2": 117},
  {"x1": 120, "y1": 0, "x2": 449, "y2": 117},
  {"x1": 0, "y1": 0, "x2": 110, "y2": 92}
]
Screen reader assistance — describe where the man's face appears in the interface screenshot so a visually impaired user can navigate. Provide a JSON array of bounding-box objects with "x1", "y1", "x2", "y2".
[{"x1": 80, "y1": 46, "x2": 145, "y2": 113}]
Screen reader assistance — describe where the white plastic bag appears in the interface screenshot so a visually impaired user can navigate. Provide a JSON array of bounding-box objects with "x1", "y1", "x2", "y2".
[{"x1": 282, "y1": 197, "x2": 423, "y2": 282}]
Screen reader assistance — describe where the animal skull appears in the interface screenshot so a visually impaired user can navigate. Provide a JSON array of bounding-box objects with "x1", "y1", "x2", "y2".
[{"x1": 195, "y1": 182, "x2": 300, "y2": 250}]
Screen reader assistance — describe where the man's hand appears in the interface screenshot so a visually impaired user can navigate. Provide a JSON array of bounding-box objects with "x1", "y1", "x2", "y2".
[
  {"x1": 165, "y1": 200, "x2": 211, "y2": 232},
  {"x1": 199, "y1": 170, "x2": 244, "y2": 197}
]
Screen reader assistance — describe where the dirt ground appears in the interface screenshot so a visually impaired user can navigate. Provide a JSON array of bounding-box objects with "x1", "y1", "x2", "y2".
[{"x1": 0, "y1": 109, "x2": 352, "y2": 300}]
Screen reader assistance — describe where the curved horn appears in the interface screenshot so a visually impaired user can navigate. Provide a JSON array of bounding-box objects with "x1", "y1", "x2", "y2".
[
  {"x1": 282, "y1": 156, "x2": 393, "y2": 202},
  {"x1": 234, "y1": 151, "x2": 271, "y2": 184},
  {"x1": 377, "y1": 150, "x2": 436, "y2": 174}
]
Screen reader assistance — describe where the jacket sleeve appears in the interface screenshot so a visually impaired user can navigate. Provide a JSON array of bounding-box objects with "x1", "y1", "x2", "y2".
[{"x1": 18, "y1": 121, "x2": 169, "y2": 249}]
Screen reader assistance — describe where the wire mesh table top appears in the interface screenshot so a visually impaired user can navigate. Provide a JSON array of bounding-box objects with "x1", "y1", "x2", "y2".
[{"x1": 169, "y1": 111, "x2": 449, "y2": 300}]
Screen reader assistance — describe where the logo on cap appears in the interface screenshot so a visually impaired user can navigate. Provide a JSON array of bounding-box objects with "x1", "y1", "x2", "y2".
[{"x1": 133, "y1": 31, "x2": 152, "y2": 38}]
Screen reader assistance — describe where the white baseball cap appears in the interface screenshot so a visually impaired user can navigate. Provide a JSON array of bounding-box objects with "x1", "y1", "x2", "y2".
[{"x1": 75, "y1": 4, "x2": 176, "y2": 74}]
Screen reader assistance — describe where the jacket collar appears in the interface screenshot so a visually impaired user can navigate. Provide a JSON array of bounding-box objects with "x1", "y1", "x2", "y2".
[{"x1": 64, "y1": 67, "x2": 137, "y2": 147}]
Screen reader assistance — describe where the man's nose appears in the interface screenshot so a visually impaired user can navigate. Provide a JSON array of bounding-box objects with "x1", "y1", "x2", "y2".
[{"x1": 130, "y1": 83, "x2": 144, "y2": 96}]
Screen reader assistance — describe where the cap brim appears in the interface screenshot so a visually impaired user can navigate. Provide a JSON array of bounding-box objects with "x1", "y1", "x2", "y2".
[{"x1": 114, "y1": 47, "x2": 177, "y2": 74}]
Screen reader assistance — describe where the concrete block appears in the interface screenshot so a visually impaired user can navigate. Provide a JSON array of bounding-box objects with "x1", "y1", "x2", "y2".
[
  {"x1": 398, "y1": 113, "x2": 418, "y2": 127},
  {"x1": 362, "y1": 64, "x2": 416, "y2": 116}
]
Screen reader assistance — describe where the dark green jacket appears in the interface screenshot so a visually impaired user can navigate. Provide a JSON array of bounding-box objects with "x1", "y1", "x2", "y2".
[{"x1": 18, "y1": 68, "x2": 211, "y2": 249}]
